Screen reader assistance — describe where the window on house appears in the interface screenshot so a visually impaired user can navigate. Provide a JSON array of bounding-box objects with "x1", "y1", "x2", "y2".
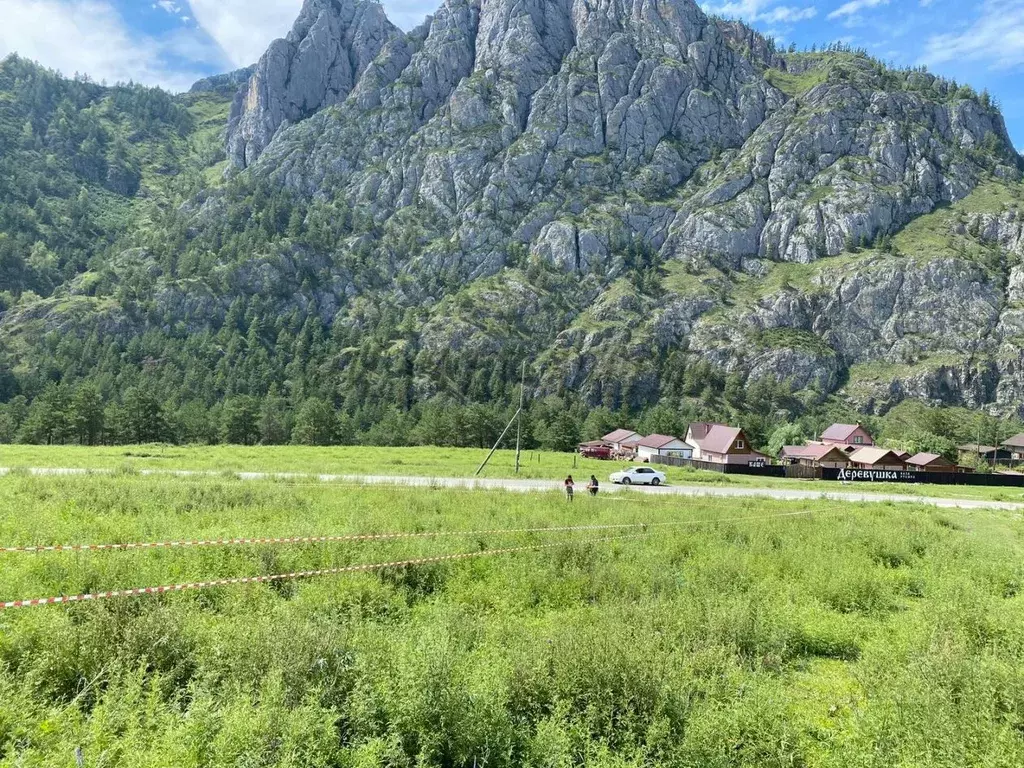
[
  {"x1": 736, "y1": 440, "x2": 745, "y2": 450},
  {"x1": 854, "y1": 436, "x2": 863, "y2": 445}
]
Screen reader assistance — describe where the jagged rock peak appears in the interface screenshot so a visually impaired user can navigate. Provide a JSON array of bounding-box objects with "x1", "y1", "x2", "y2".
[
  {"x1": 226, "y1": 0, "x2": 776, "y2": 169},
  {"x1": 226, "y1": 0, "x2": 401, "y2": 168},
  {"x1": 190, "y1": 65, "x2": 256, "y2": 95}
]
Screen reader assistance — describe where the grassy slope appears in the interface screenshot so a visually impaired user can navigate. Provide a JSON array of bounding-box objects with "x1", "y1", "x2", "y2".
[
  {"x1": 2, "y1": 445, "x2": 1024, "y2": 503},
  {"x1": 0, "y1": 474, "x2": 1021, "y2": 766}
]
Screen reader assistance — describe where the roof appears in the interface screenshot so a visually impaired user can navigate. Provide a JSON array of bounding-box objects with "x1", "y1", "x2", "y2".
[
  {"x1": 959, "y1": 443, "x2": 1002, "y2": 453},
  {"x1": 578, "y1": 441, "x2": 611, "y2": 448},
  {"x1": 848, "y1": 447, "x2": 905, "y2": 466},
  {"x1": 782, "y1": 444, "x2": 850, "y2": 461},
  {"x1": 621, "y1": 437, "x2": 642, "y2": 448},
  {"x1": 820, "y1": 424, "x2": 866, "y2": 442},
  {"x1": 906, "y1": 452, "x2": 954, "y2": 467},
  {"x1": 997, "y1": 470, "x2": 1024, "y2": 476},
  {"x1": 695, "y1": 425, "x2": 745, "y2": 455},
  {"x1": 1002, "y1": 433, "x2": 1024, "y2": 448},
  {"x1": 687, "y1": 422, "x2": 728, "y2": 440},
  {"x1": 602, "y1": 429, "x2": 639, "y2": 444},
  {"x1": 636, "y1": 434, "x2": 685, "y2": 450}
]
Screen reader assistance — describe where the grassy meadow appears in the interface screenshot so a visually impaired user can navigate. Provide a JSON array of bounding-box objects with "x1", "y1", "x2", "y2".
[
  {"x1": 2, "y1": 444, "x2": 1024, "y2": 504},
  {"x1": 0, "y1": 472, "x2": 1022, "y2": 766}
]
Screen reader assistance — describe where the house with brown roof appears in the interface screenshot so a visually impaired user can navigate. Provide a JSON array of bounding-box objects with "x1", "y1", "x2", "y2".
[
  {"x1": 780, "y1": 444, "x2": 852, "y2": 469},
  {"x1": 1002, "y1": 434, "x2": 1024, "y2": 462},
  {"x1": 847, "y1": 447, "x2": 906, "y2": 471},
  {"x1": 820, "y1": 424, "x2": 875, "y2": 452},
  {"x1": 686, "y1": 423, "x2": 767, "y2": 465},
  {"x1": 602, "y1": 429, "x2": 641, "y2": 451},
  {"x1": 635, "y1": 434, "x2": 694, "y2": 462},
  {"x1": 905, "y1": 453, "x2": 958, "y2": 473}
]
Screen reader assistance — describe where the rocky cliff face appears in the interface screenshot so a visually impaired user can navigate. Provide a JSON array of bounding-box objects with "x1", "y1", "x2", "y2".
[
  {"x1": 190, "y1": 66, "x2": 256, "y2": 96},
  {"x1": 205, "y1": 0, "x2": 1023, "y2": 413},
  {"x1": 226, "y1": 0, "x2": 400, "y2": 168},
  {"x1": 1, "y1": 0, "x2": 1022, "y2": 420}
]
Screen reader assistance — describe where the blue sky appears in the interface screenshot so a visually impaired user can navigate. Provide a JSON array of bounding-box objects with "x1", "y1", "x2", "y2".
[{"x1": 1, "y1": 0, "x2": 1023, "y2": 146}]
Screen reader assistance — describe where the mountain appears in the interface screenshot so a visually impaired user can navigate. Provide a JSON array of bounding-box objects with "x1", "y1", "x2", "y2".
[{"x1": 0, "y1": 0, "x2": 1021, "y2": 449}]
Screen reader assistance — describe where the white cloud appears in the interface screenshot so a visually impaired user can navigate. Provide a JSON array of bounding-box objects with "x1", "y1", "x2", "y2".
[
  {"x1": 703, "y1": 0, "x2": 818, "y2": 24},
  {"x1": 185, "y1": 1, "x2": 435, "y2": 70},
  {"x1": 921, "y1": 0, "x2": 1024, "y2": 69},
  {"x1": 827, "y1": 0, "x2": 889, "y2": 20},
  {"x1": 185, "y1": 0, "x2": 302, "y2": 68},
  {"x1": 382, "y1": 0, "x2": 434, "y2": 30},
  {"x1": 761, "y1": 5, "x2": 818, "y2": 22},
  {"x1": 0, "y1": 0, "x2": 214, "y2": 90}
]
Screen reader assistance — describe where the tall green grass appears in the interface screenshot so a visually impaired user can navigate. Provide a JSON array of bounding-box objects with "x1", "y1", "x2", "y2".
[{"x1": 0, "y1": 475, "x2": 1022, "y2": 766}]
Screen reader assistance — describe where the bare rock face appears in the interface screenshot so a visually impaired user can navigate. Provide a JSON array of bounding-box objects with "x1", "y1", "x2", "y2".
[
  {"x1": 192, "y1": 0, "x2": 1022, "y2": 414},
  {"x1": 226, "y1": 0, "x2": 400, "y2": 168}
]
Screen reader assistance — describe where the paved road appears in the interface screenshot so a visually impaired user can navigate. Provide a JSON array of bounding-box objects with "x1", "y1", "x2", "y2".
[{"x1": 1, "y1": 466, "x2": 1022, "y2": 512}]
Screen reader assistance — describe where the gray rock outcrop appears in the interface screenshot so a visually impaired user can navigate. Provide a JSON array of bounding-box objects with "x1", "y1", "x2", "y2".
[
  {"x1": 189, "y1": 66, "x2": 256, "y2": 95},
  {"x1": 226, "y1": 0, "x2": 400, "y2": 168}
]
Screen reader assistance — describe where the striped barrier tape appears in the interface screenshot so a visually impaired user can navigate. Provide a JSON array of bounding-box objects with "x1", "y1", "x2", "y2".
[
  {"x1": 0, "y1": 534, "x2": 650, "y2": 611},
  {"x1": 0, "y1": 524, "x2": 649, "y2": 554},
  {"x1": 0, "y1": 510, "x2": 819, "y2": 555}
]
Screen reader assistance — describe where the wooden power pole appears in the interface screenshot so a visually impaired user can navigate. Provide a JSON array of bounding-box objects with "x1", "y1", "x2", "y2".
[{"x1": 515, "y1": 361, "x2": 525, "y2": 475}]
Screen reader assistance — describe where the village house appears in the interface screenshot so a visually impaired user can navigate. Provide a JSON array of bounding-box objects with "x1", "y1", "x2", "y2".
[
  {"x1": 636, "y1": 434, "x2": 694, "y2": 462},
  {"x1": 602, "y1": 429, "x2": 640, "y2": 452},
  {"x1": 958, "y1": 443, "x2": 1012, "y2": 465},
  {"x1": 905, "y1": 452, "x2": 958, "y2": 473},
  {"x1": 847, "y1": 447, "x2": 907, "y2": 471},
  {"x1": 686, "y1": 423, "x2": 767, "y2": 466},
  {"x1": 780, "y1": 444, "x2": 852, "y2": 469},
  {"x1": 819, "y1": 423, "x2": 875, "y2": 452},
  {"x1": 1002, "y1": 434, "x2": 1024, "y2": 462},
  {"x1": 619, "y1": 435, "x2": 642, "y2": 457}
]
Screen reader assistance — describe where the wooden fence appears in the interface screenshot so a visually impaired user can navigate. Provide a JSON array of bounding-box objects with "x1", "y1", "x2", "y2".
[{"x1": 651, "y1": 455, "x2": 786, "y2": 478}]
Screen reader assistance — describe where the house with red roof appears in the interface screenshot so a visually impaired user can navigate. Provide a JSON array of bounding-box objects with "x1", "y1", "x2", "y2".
[
  {"x1": 905, "y1": 453, "x2": 958, "y2": 473},
  {"x1": 635, "y1": 434, "x2": 694, "y2": 462},
  {"x1": 630, "y1": 434, "x2": 696, "y2": 462},
  {"x1": 847, "y1": 447, "x2": 907, "y2": 471},
  {"x1": 820, "y1": 423, "x2": 875, "y2": 452},
  {"x1": 686, "y1": 423, "x2": 767, "y2": 466},
  {"x1": 602, "y1": 429, "x2": 641, "y2": 451}
]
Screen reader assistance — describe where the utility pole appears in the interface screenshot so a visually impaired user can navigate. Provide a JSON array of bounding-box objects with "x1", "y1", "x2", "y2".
[
  {"x1": 992, "y1": 415, "x2": 1000, "y2": 472},
  {"x1": 515, "y1": 361, "x2": 525, "y2": 475},
  {"x1": 475, "y1": 407, "x2": 522, "y2": 477},
  {"x1": 976, "y1": 416, "x2": 983, "y2": 470}
]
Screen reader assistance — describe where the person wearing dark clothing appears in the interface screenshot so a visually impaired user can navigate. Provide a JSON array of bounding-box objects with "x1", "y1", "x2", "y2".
[
  {"x1": 564, "y1": 475, "x2": 575, "y2": 501},
  {"x1": 587, "y1": 475, "x2": 599, "y2": 497}
]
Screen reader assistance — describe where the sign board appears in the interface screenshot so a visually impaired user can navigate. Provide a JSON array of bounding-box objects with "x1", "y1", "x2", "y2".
[
  {"x1": 831, "y1": 468, "x2": 920, "y2": 483},
  {"x1": 748, "y1": 459, "x2": 767, "y2": 468}
]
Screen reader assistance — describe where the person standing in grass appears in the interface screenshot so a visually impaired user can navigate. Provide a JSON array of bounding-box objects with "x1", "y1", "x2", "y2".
[
  {"x1": 587, "y1": 475, "x2": 599, "y2": 497},
  {"x1": 564, "y1": 475, "x2": 575, "y2": 502}
]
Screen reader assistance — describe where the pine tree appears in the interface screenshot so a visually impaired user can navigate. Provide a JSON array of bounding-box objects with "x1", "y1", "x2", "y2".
[{"x1": 70, "y1": 383, "x2": 104, "y2": 445}]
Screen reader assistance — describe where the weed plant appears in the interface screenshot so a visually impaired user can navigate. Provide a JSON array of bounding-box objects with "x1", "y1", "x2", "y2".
[{"x1": 0, "y1": 474, "x2": 1021, "y2": 766}]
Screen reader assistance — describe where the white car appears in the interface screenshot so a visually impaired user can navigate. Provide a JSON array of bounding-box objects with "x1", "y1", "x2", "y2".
[{"x1": 610, "y1": 467, "x2": 667, "y2": 486}]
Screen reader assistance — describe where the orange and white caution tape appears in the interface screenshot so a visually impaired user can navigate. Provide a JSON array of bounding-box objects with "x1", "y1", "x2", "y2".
[
  {"x1": 0, "y1": 510, "x2": 819, "y2": 555},
  {"x1": 0, "y1": 535, "x2": 649, "y2": 611},
  {"x1": 0, "y1": 525, "x2": 643, "y2": 554}
]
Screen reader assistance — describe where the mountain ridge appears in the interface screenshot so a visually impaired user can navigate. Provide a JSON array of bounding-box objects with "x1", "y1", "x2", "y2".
[{"x1": 0, "y1": 0, "x2": 1022, "y2": 449}]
